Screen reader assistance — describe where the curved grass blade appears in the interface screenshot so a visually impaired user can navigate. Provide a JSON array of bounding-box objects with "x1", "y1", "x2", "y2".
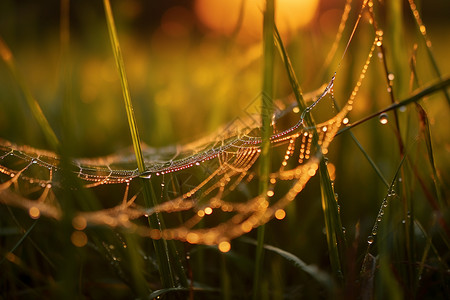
[
  {"x1": 148, "y1": 286, "x2": 220, "y2": 300},
  {"x1": 241, "y1": 237, "x2": 334, "y2": 292},
  {"x1": 0, "y1": 219, "x2": 38, "y2": 265},
  {"x1": 274, "y1": 22, "x2": 345, "y2": 283},
  {"x1": 407, "y1": 0, "x2": 450, "y2": 106},
  {"x1": 337, "y1": 76, "x2": 450, "y2": 135},
  {"x1": 103, "y1": 0, "x2": 187, "y2": 289}
]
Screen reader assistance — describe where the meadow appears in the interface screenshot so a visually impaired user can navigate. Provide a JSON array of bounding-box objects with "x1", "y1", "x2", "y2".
[{"x1": 0, "y1": 0, "x2": 449, "y2": 299}]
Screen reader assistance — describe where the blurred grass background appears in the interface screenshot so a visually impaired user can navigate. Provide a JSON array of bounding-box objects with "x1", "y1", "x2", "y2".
[{"x1": 0, "y1": 0, "x2": 449, "y2": 298}]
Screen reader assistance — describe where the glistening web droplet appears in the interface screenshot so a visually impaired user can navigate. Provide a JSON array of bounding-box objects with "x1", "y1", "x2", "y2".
[{"x1": 379, "y1": 113, "x2": 388, "y2": 125}]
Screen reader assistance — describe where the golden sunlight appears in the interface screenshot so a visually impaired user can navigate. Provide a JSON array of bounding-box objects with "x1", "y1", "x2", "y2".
[{"x1": 194, "y1": 0, "x2": 319, "y2": 42}]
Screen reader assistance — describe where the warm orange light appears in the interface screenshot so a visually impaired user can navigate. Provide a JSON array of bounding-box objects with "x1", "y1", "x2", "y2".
[
  {"x1": 195, "y1": 0, "x2": 319, "y2": 43},
  {"x1": 72, "y1": 216, "x2": 87, "y2": 230},
  {"x1": 187, "y1": 232, "x2": 200, "y2": 244},
  {"x1": 218, "y1": 241, "x2": 231, "y2": 253},
  {"x1": 29, "y1": 207, "x2": 40, "y2": 219},
  {"x1": 275, "y1": 209, "x2": 286, "y2": 220},
  {"x1": 71, "y1": 231, "x2": 88, "y2": 247},
  {"x1": 204, "y1": 207, "x2": 213, "y2": 215}
]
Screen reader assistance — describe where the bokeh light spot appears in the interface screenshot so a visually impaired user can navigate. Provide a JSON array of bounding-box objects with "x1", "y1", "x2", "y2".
[{"x1": 71, "y1": 231, "x2": 88, "y2": 248}]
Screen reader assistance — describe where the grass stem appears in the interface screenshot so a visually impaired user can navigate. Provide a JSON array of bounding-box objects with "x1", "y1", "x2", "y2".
[
  {"x1": 253, "y1": 0, "x2": 275, "y2": 299},
  {"x1": 103, "y1": 0, "x2": 183, "y2": 290}
]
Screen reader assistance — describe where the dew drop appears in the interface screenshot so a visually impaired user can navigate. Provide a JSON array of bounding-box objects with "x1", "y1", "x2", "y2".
[
  {"x1": 402, "y1": 220, "x2": 406, "y2": 224},
  {"x1": 343, "y1": 117, "x2": 349, "y2": 125},
  {"x1": 388, "y1": 73, "x2": 395, "y2": 81},
  {"x1": 379, "y1": 113, "x2": 388, "y2": 125},
  {"x1": 367, "y1": 236, "x2": 374, "y2": 244}
]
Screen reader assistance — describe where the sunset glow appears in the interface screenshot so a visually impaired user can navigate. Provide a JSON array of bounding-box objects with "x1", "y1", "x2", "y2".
[{"x1": 195, "y1": 0, "x2": 319, "y2": 42}]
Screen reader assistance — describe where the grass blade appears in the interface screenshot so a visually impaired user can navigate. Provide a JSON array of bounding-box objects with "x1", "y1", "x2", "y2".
[
  {"x1": 407, "y1": 0, "x2": 450, "y2": 106},
  {"x1": 242, "y1": 237, "x2": 335, "y2": 292},
  {"x1": 148, "y1": 286, "x2": 220, "y2": 299},
  {"x1": 103, "y1": 0, "x2": 144, "y2": 172},
  {"x1": 319, "y1": 159, "x2": 345, "y2": 282},
  {"x1": 274, "y1": 18, "x2": 346, "y2": 282},
  {"x1": 253, "y1": 1, "x2": 274, "y2": 299},
  {"x1": 0, "y1": 220, "x2": 38, "y2": 265},
  {"x1": 337, "y1": 76, "x2": 450, "y2": 135},
  {"x1": 102, "y1": 0, "x2": 186, "y2": 290}
]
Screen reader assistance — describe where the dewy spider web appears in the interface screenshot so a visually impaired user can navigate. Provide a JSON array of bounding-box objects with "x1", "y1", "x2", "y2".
[{"x1": 0, "y1": 0, "x2": 390, "y2": 248}]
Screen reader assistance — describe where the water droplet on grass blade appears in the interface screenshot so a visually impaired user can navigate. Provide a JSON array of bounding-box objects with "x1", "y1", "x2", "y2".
[
  {"x1": 388, "y1": 73, "x2": 395, "y2": 81},
  {"x1": 367, "y1": 236, "x2": 374, "y2": 244},
  {"x1": 379, "y1": 113, "x2": 388, "y2": 125}
]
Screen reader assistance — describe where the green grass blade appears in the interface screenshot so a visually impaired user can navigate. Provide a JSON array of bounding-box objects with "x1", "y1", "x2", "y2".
[
  {"x1": 103, "y1": 0, "x2": 144, "y2": 172},
  {"x1": 242, "y1": 237, "x2": 335, "y2": 292},
  {"x1": 103, "y1": 0, "x2": 186, "y2": 289},
  {"x1": 148, "y1": 286, "x2": 220, "y2": 299},
  {"x1": 407, "y1": 0, "x2": 450, "y2": 106},
  {"x1": 273, "y1": 26, "x2": 306, "y2": 110},
  {"x1": 319, "y1": 159, "x2": 345, "y2": 282},
  {"x1": 329, "y1": 96, "x2": 389, "y2": 193},
  {"x1": 361, "y1": 155, "x2": 407, "y2": 299},
  {"x1": 0, "y1": 37, "x2": 59, "y2": 150},
  {"x1": 0, "y1": 220, "x2": 38, "y2": 265},
  {"x1": 253, "y1": 1, "x2": 274, "y2": 299},
  {"x1": 274, "y1": 17, "x2": 345, "y2": 283},
  {"x1": 337, "y1": 76, "x2": 450, "y2": 135},
  {"x1": 415, "y1": 103, "x2": 445, "y2": 208}
]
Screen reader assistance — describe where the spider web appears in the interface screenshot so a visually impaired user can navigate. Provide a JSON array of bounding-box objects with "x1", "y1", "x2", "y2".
[{"x1": 0, "y1": 0, "x2": 418, "y2": 248}]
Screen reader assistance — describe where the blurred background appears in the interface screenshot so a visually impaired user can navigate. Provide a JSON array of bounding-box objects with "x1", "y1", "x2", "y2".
[{"x1": 0, "y1": 0, "x2": 448, "y2": 154}]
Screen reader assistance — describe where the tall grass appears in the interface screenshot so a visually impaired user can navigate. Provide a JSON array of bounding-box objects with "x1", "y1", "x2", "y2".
[
  {"x1": 103, "y1": 0, "x2": 186, "y2": 293},
  {"x1": 253, "y1": 1, "x2": 275, "y2": 299}
]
